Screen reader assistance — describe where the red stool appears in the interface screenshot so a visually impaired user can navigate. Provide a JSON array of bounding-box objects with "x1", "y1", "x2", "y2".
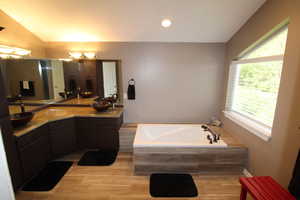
[{"x1": 239, "y1": 176, "x2": 296, "y2": 200}]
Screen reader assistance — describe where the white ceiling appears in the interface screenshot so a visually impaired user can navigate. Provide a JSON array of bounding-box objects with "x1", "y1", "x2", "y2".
[{"x1": 0, "y1": 0, "x2": 266, "y2": 42}]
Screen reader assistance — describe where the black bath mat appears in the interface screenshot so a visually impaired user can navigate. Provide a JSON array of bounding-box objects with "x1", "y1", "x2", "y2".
[
  {"x1": 22, "y1": 161, "x2": 73, "y2": 191},
  {"x1": 150, "y1": 174, "x2": 198, "y2": 197},
  {"x1": 78, "y1": 150, "x2": 118, "y2": 166}
]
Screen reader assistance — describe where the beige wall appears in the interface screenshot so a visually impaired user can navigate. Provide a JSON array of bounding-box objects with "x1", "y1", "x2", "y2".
[
  {"x1": 46, "y1": 42, "x2": 226, "y2": 123},
  {"x1": 222, "y1": 0, "x2": 300, "y2": 187},
  {"x1": 0, "y1": 10, "x2": 46, "y2": 58}
]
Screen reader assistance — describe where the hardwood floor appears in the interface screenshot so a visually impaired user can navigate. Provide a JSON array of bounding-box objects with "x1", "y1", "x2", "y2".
[{"x1": 15, "y1": 153, "x2": 243, "y2": 200}]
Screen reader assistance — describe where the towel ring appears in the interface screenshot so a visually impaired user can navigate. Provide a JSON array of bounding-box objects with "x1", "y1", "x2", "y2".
[{"x1": 128, "y1": 78, "x2": 135, "y2": 85}]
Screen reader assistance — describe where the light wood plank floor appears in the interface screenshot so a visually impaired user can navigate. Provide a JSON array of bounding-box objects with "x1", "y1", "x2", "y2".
[{"x1": 15, "y1": 153, "x2": 243, "y2": 200}]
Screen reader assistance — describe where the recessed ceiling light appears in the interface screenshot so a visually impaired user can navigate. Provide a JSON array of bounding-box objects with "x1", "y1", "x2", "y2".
[{"x1": 161, "y1": 19, "x2": 172, "y2": 28}]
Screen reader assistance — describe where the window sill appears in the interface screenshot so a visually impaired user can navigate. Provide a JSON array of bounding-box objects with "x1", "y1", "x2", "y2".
[{"x1": 223, "y1": 111, "x2": 272, "y2": 142}]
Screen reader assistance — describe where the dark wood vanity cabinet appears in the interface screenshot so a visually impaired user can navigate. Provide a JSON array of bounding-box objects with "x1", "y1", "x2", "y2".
[
  {"x1": 14, "y1": 113, "x2": 123, "y2": 188},
  {"x1": 49, "y1": 118, "x2": 76, "y2": 159},
  {"x1": 0, "y1": 69, "x2": 9, "y2": 118},
  {"x1": 0, "y1": 69, "x2": 23, "y2": 190},
  {"x1": 76, "y1": 116, "x2": 122, "y2": 150},
  {"x1": 17, "y1": 125, "x2": 51, "y2": 182},
  {"x1": 0, "y1": 117, "x2": 23, "y2": 190}
]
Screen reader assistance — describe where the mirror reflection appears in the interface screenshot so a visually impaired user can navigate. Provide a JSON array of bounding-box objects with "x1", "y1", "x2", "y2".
[{"x1": 0, "y1": 59, "x2": 121, "y2": 110}]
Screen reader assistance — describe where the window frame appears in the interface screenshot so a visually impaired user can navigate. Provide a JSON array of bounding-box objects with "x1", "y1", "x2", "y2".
[{"x1": 224, "y1": 30, "x2": 287, "y2": 142}]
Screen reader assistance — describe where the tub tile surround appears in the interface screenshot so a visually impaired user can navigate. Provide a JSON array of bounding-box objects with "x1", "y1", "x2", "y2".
[
  {"x1": 134, "y1": 131, "x2": 248, "y2": 175},
  {"x1": 119, "y1": 124, "x2": 248, "y2": 175}
]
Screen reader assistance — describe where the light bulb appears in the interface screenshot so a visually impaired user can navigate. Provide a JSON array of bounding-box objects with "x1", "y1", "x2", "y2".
[
  {"x1": 161, "y1": 19, "x2": 172, "y2": 28},
  {"x1": 69, "y1": 52, "x2": 82, "y2": 59}
]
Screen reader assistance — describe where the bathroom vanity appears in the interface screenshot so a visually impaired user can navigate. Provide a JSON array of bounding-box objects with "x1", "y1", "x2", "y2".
[
  {"x1": 0, "y1": 58, "x2": 124, "y2": 190},
  {"x1": 14, "y1": 107, "x2": 123, "y2": 184}
]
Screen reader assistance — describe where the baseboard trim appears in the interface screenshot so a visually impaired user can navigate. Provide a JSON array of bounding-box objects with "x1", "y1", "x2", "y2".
[{"x1": 243, "y1": 169, "x2": 253, "y2": 177}]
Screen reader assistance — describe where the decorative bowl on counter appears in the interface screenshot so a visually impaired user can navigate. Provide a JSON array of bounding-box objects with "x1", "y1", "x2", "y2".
[
  {"x1": 10, "y1": 112, "x2": 34, "y2": 128},
  {"x1": 92, "y1": 102, "x2": 111, "y2": 112},
  {"x1": 80, "y1": 91, "x2": 94, "y2": 98}
]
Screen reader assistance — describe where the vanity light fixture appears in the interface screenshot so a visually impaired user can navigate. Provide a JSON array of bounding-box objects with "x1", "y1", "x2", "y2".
[
  {"x1": 83, "y1": 52, "x2": 96, "y2": 59},
  {"x1": 9, "y1": 55, "x2": 22, "y2": 59},
  {"x1": 59, "y1": 58, "x2": 72, "y2": 62},
  {"x1": 0, "y1": 54, "x2": 10, "y2": 59},
  {"x1": 69, "y1": 52, "x2": 96, "y2": 59},
  {"x1": 14, "y1": 48, "x2": 31, "y2": 56},
  {"x1": 0, "y1": 45, "x2": 31, "y2": 59},
  {"x1": 0, "y1": 46, "x2": 14, "y2": 54},
  {"x1": 161, "y1": 19, "x2": 172, "y2": 28},
  {"x1": 69, "y1": 52, "x2": 82, "y2": 59}
]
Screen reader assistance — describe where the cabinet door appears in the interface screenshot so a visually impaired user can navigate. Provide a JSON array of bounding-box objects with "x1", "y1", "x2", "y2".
[
  {"x1": 76, "y1": 117, "x2": 94, "y2": 149},
  {"x1": 49, "y1": 118, "x2": 76, "y2": 158},
  {"x1": 0, "y1": 66, "x2": 9, "y2": 118},
  {"x1": 0, "y1": 117, "x2": 23, "y2": 190},
  {"x1": 95, "y1": 126, "x2": 119, "y2": 151},
  {"x1": 76, "y1": 117, "x2": 122, "y2": 150},
  {"x1": 17, "y1": 125, "x2": 51, "y2": 182}
]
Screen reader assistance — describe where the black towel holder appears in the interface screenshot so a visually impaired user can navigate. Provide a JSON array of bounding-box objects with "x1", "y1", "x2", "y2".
[{"x1": 127, "y1": 78, "x2": 136, "y2": 100}]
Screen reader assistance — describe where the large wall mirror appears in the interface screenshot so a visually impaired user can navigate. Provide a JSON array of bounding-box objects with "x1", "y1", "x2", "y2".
[{"x1": 0, "y1": 59, "x2": 122, "y2": 114}]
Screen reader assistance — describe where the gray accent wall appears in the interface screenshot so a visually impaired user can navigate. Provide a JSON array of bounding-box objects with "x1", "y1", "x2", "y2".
[{"x1": 46, "y1": 42, "x2": 225, "y2": 123}]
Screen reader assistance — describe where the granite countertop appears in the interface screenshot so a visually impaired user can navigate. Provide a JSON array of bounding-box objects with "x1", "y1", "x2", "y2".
[
  {"x1": 13, "y1": 106, "x2": 124, "y2": 137},
  {"x1": 59, "y1": 97, "x2": 97, "y2": 105},
  {"x1": 9, "y1": 105, "x2": 42, "y2": 114}
]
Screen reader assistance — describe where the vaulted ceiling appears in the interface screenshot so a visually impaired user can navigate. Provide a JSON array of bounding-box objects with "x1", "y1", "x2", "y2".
[{"x1": 0, "y1": 0, "x2": 266, "y2": 42}]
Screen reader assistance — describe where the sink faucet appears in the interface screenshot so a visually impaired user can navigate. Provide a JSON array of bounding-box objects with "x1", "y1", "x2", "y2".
[{"x1": 16, "y1": 94, "x2": 26, "y2": 113}]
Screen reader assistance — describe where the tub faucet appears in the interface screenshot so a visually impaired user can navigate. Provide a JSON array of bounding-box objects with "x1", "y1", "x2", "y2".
[
  {"x1": 202, "y1": 124, "x2": 220, "y2": 143},
  {"x1": 207, "y1": 135, "x2": 213, "y2": 144}
]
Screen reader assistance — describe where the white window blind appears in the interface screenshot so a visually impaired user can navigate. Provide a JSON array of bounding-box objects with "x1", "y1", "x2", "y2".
[{"x1": 225, "y1": 26, "x2": 288, "y2": 131}]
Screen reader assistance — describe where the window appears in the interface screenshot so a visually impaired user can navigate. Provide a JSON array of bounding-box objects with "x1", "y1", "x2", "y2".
[{"x1": 225, "y1": 26, "x2": 288, "y2": 141}]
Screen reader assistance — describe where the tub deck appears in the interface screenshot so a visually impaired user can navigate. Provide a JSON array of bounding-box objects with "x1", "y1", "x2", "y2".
[{"x1": 133, "y1": 125, "x2": 248, "y2": 175}]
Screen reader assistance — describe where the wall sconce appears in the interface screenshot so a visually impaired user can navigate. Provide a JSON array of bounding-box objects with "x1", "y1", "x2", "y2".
[
  {"x1": 69, "y1": 52, "x2": 96, "y2": 59},
  {"x1": 0, "y1": 45, "x2": 31, "y2": 59}
]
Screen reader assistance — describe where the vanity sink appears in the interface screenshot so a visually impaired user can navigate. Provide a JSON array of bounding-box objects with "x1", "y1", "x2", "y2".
[
  {"x1": 92, "y1": 102, "x2": 111, "y2": 112},
  {"x1": 10, "y1": 112, "x2": 34, "y2": 128}
]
